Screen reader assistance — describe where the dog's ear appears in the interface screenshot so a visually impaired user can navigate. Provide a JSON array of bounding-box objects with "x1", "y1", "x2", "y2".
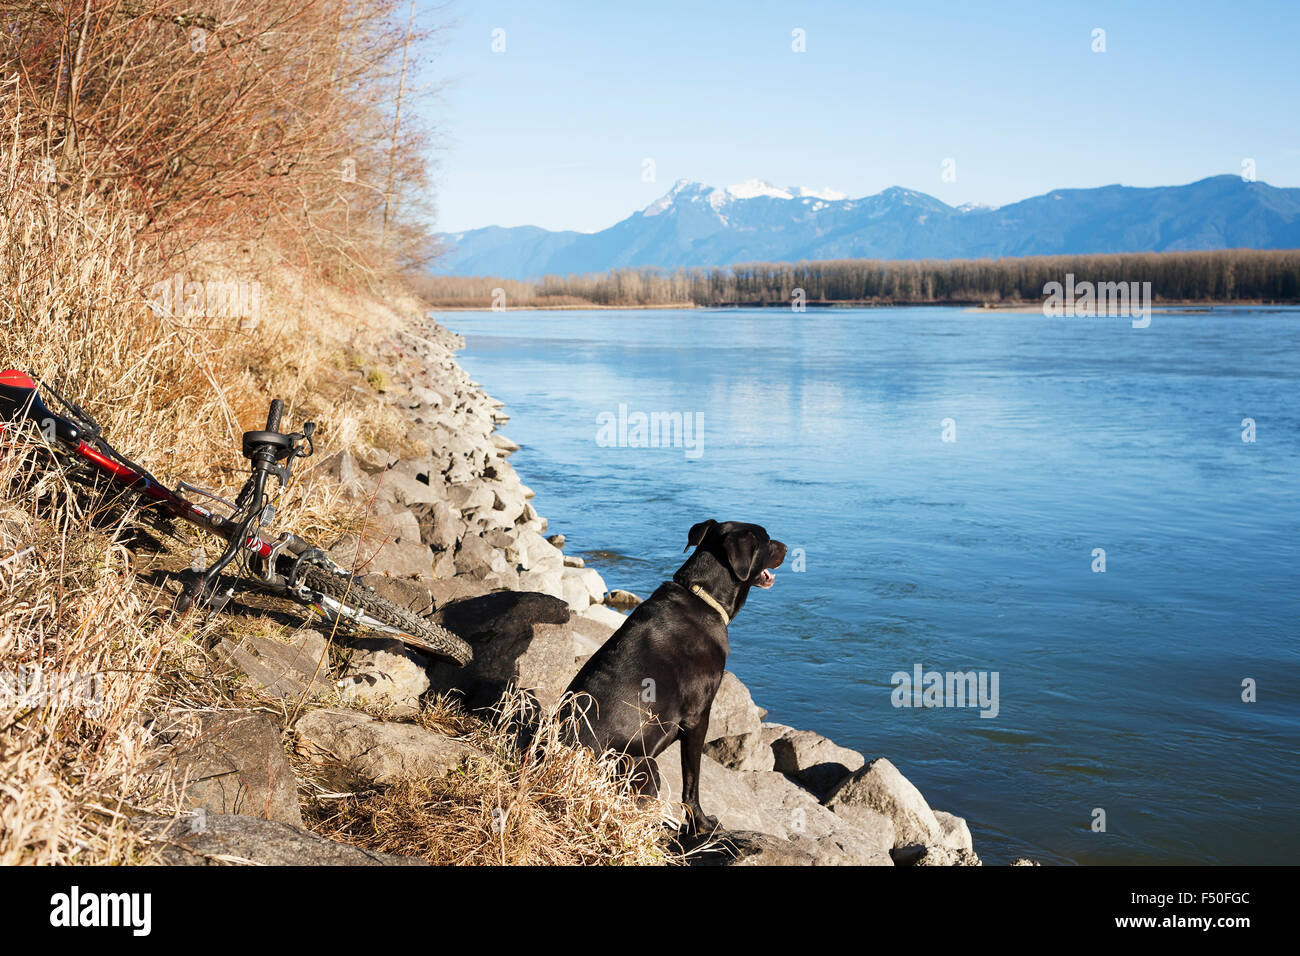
[
  {"x1": 722, "y1": 529, "x2": 765, "y2": 582},
  {"x1": 684, "y1": 519, "x2": 717, "y2": 552}
]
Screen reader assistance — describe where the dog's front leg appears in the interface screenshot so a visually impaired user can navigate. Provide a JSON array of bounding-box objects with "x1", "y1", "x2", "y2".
[{"x1": 679, "y1": 709, "x2": 719, "y2": 836}]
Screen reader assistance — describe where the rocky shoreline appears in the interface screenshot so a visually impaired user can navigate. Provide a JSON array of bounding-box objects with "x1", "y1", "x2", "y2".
[{"x1": 158, "y1": 310, "x2": 987, "y2": 866}]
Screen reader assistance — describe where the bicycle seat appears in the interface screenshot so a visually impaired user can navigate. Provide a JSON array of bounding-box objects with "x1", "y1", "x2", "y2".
[{"x1": 0, "y1": 370, "x2": 85, "y2": 443}]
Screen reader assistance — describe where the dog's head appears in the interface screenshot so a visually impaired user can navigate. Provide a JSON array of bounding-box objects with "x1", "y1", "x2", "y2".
[{"x1": 683, "y1": 520, "x2": 787, "y2": 608}]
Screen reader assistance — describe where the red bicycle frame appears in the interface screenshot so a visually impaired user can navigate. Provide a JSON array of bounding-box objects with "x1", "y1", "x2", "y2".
[{"x1": 0, "y1": 369, "x2": 280, "y2": 560}]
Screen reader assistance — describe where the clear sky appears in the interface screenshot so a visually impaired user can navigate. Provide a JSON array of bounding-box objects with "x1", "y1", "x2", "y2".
[{"x1": 415, "y1": 0, "x2": 1300, "y2": 234}]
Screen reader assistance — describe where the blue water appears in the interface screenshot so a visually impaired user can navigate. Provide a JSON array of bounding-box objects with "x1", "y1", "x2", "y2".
[{"x1": 444, "y1": 306, "x2": 1300, "y2": 865}]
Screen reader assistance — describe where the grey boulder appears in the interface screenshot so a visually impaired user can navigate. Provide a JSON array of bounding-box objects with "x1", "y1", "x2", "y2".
[
  {"x1": 428, "y1": 591, "x2": 575, "y2": 708},
  {"x1": 363, "y1": 503, "x2": 434, "y2": 578},
  {"x1": 146, "y1": 814, "x2": 422, "y2": 866},
  {"x1": 294, "y1": 708, "x2": 479, "y2": 785},
  {"x1": 656, "y1": 742, "x2": 892, "y2": 865},
  {"x1": 219, "y1": 628, "x2": 332, "y2": 701},
  {"x1": 824, "y1": 757, "x2": 945, "y2": 849},
  {"x1": 684, "y1": 829, "x2": 818, "y2": 867},
  {"x1": 335, "y1": 636, "x2": 431, "y2": 717},
  {"x1": 934, "y1": 809, "x2": 975, "y2": 853},
  {"x1": 765, "y1": 724, "x2": 866, "y2": 799},
  {"x1": 161, "y1": 711, "x2": 302, "y2": 826},
  {"x1": 701, "y1": 672, "x2": 774, "y2": 772},
  {"x1": 604, "y1": 589, "x2": 642, "y2": 609}
]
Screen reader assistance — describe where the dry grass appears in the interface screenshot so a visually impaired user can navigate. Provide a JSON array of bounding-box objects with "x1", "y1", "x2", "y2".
[
  {"x1": 1, "y1": 1, "x2": 441, "y2": 279},
  {"x1": 0, "y1": 459, "x2": 174, "y2": 864},
  {"x1": 305, "y1": 691, "x2": 682, "y2": 866},
  {"x1": 0, "y1": 81, "x2": 416, "y2": 862}
]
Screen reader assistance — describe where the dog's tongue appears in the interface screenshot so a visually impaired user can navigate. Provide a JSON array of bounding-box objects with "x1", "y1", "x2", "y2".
[{"x1": 755, "y1": 569, "x2": 775, "y2": 589}]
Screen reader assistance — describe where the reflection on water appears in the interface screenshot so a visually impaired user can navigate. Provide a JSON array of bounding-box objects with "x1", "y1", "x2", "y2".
[{"x1": 447, "y1": 306, "x2": 1300, "y2": 865}]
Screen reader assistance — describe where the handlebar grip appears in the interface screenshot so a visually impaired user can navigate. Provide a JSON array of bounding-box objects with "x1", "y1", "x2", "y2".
[{"x1": 266, "y1": 399, "x2": 284, "y2": 432}]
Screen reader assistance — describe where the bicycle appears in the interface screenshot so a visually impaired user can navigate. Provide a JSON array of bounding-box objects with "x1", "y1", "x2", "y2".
[{"x1": 0, "y1": 369, "x2": 473, "y2": 665}]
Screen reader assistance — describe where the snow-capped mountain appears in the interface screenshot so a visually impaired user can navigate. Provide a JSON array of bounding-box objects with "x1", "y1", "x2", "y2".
[
  {"x1": 433, "y1": 176, "x2": 1300, "y2": 279},
  {"x1": 642, "y1": 179, "x2": 849, "y2": 218}
]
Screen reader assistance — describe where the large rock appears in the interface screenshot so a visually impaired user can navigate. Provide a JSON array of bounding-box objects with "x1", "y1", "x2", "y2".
[
  {"x1": 572, "y1": 629, "x2": 603, "y2": 661},
  {"x1": 364, "y1": 503, "x2": 434, "y2": 578},
  {"x1": 489, "y1": 483, "x2": 528, "y2": 526},
  {"x1": 604, "y1": 589, "x2": 642, "y2": 610},
  {"x1": 701, "y1": 672, "x2": 773, "y2": 772},
  {"x1": 573, "y1": 609, "x2": 620, "y2": 642},
  {"x1": 559, "y1": 567, "x2": 598, "y2": 613},
  {"x1": 413, "y1": 500, "x2": 463, "y2": 552},
  {"x1": 378, "y1": 460, "x2": 447, "y2": 508},
  {"x1": 219, "y1": 629, "x2": 332, "y2": 701},
  {"x1": 683, "y1": 829, "x2": 818, "y2": 867},
  {"x1": 515, "y1": 528, "x2": 564, "y2": 573},
  {"x1": 163, "y1": 711, "x2": 302, "y2": 826},
  {"x1": 481, "y1": 566, "x2": 522, "y2": 592},
  {"x1": 335, "y1": 636, "x2": 431, "y2": 717},
  {"x1": 432, "y1": 547, "x2": 457, "y2": 579},
  {"x1": 765, "y1": 724, "x2": 866, "y2": 799},
  {"x1": 911, "y1": 844, "x2": 982, "y2": 867},
  {"x1": 579, "y1": 602, "x2": 627, "y2": 632},
  {"x1": 455, "y1": 532, "x2": 508, "y2": 579},
  {"x1": 655, "y1": 742, "x2": 892, "y2": 865},
  {"x1": 428, "y1": 591, "x2": 574, "y2": 708},
  {"x1": 323, "y1": 531, "x2": 364, "y2": 571},
  {"x1": 146, "y1": 814, "x2": 422, "y2": 866},
  {"x1": 360, "y1": 575, "x2": 435, "y2": 617},
  {"x1": 568, "y1": 566, "x2": 606, "y2": 604},
  {"x1": 934, "y1": 809, "x2": 974, "y2": 853},
  {"x1": 313, "y1": 449, "x2": 368, "y2": 500},
  {"x1": 484, "y1": 528, "x2": 521, "y2": 559},
  {"x1": 447, "y1": 483, "x2": 494, "y2": 514},
  {"x1": 426, "y1": 576, "x2": 491, "y2": 607},
  {"x1": 517, "y1": 567, "x2": 564, "y2": 600},
  {"x1": 823, "y1": 757, "x2": 944, "y2": 849},
  {"x1": 294, "y1": 708, "x2": 480, "y2": 785},
  {"x1": 571, "y1": 609, "x2": 620, "y2": 662},
  {"x1": 354, "y1": 442, "x2": 398, "y2": 473}
]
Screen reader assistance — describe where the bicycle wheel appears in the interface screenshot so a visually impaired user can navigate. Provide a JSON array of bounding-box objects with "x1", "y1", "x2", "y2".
[{"x1": 300, "y1": 565, "x2": 473, "y2": 665}]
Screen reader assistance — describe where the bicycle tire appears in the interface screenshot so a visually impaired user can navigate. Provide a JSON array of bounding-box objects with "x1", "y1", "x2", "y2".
[
  {"x1": 266, "y1": 399, "x2": 283, "y2": 431},
  {"x1": 300, "y1": 565, "x2": 473, "y2": 665}
]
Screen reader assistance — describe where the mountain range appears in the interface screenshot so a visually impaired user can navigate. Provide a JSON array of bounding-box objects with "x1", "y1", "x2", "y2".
[{"x1": 433, "y1": 175, "x2": 1300, "y2": 280}]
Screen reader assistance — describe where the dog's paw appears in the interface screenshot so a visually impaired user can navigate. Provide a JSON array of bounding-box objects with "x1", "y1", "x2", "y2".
[{"x1": 683, "y1": 813, "x2": 721, "y2": 838}]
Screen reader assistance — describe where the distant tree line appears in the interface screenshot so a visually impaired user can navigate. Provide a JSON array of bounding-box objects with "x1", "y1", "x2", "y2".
[{"x1": 413, "y1": 249, "x2": 1300, "y2": 308}]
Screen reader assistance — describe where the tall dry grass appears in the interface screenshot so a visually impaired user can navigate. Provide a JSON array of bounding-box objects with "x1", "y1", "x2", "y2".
[
  {"x1": 305, "y1": 692, "x2": 681, "y2": 866},
  {"x1": 0, "y1": 76, "x2": 415, "y2": 862},
  {"x1": 0, "y1": 450, "x2": 177, "y2": 863},
  {"x1": 1, "y1": 0, "x2": 441, "y2": 279}
]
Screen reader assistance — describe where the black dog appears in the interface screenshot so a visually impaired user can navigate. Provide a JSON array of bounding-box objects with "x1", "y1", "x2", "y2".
[{"x1": 565, "y1": 520, "x2": 786, "y2": 834}]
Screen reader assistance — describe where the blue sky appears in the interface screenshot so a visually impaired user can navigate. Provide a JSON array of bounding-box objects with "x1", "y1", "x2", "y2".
[{"x1": 416, "y1": 0, "x2": 1300, "y2": 233}]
